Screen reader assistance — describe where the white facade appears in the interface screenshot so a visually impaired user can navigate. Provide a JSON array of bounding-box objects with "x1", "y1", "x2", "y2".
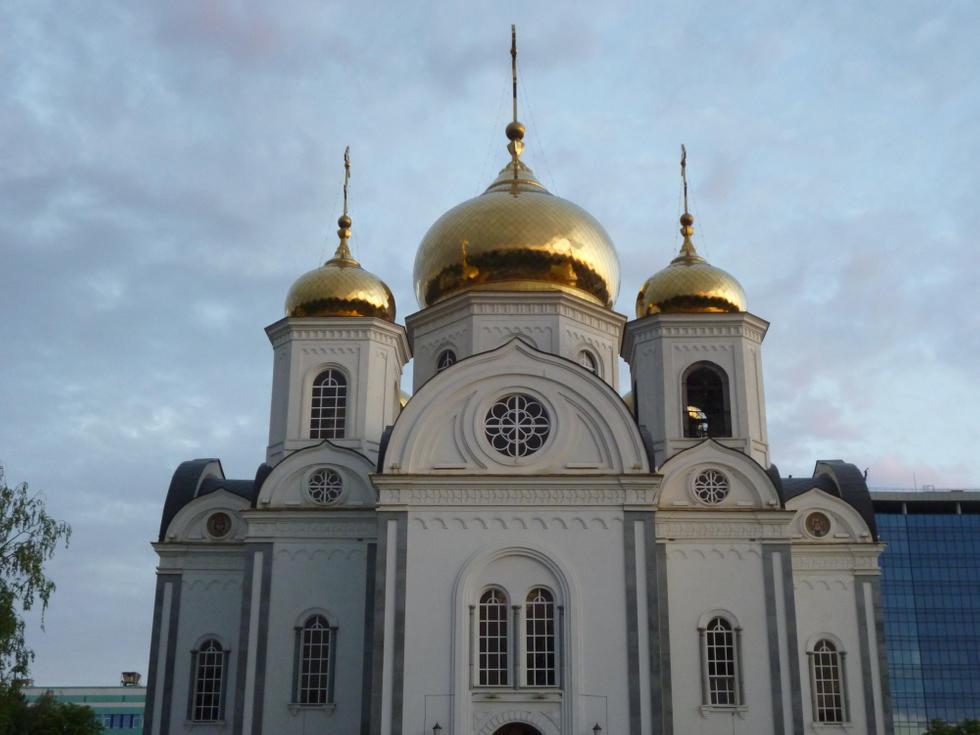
[
  {"x1": 143, "y1": 89, "x2": 890, "y2": 735},
  {"x1": 145, "y1": 281, "x2": 892, "y2": 734}
]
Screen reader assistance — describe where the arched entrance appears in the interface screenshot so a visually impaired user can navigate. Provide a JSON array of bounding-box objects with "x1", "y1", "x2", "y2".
[{"x1": 492, "y1": 725, "x2": 543, "y2": 735}]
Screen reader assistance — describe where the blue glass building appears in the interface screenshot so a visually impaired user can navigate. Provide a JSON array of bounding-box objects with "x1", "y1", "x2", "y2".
[
  {"x1": 873, "y1": 491, "x2": 980, "y2": 734},
  {"x1": 22, "y1": 683, "x2": 145, "y2": 733}
]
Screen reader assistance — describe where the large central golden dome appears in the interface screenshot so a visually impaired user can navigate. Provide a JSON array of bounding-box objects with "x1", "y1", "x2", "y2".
[{"x1": 413, "y1": 124, "x2": 620, "y2": 308}]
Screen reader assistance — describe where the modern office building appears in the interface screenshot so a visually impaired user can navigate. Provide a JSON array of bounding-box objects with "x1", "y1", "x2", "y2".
[
  {"x1": 873, "y1": 490, "x2": 980, "y2": 734},
  {"x1": 22, "y1": 677, "x2": 146, "y2": 733}
]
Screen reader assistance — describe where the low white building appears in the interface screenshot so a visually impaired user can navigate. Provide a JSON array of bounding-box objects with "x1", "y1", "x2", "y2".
[{"x1": 143, "y1": 64, "x2": 892, "y2": 735}]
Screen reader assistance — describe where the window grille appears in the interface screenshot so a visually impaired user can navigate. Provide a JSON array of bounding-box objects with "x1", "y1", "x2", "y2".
[
  {"x1": 437, "y1": 349, "x2": 457, "y2": 372},
  {"x1": 298, "y1": 615, "x2": 332, "y2": 705},
  {"x1": 525, "y1": 588, "x2": 557, "y2": 686},
  {"x1": 310, "y1": 369, "x2": 347, "y2": 439},
  {"x1": 693, "y1": 469, "x2": 730, "y2": 505},
  {"x1": 307, "y1": 468, "x2": 343, "y2": 504},
  {"x1": 702, "y1": 617, "x2": 739, "y2": 706},
  {"x1": 684, "y1": 363, "x2": 731, "y2": 438},
  {"x1": 192, "y1": 639, "x2": 224, "y2": 722},
  {"x1": 485, "y1": 394, "x2": 551, "y2": 458},
  {"x1": 579, "y1": 350, "x2": 598, "y2": 375},
  {"x1": 810, "y1": 639, "x2": 847, "y2": 723},
  {"x1": 478, "y1": 589, "x2": 509, "y2": 686}
]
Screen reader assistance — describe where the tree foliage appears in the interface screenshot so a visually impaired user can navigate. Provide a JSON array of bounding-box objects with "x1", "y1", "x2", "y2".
[
  {"x1": 0, "y1": 692, "x2": 103, "y2": 735},
  {"x1": 924, "y1": 720, "x2": 980, "y2": 735},
  {"x1": 0, "y1": 465, "x2": 71, "y2": 688}
]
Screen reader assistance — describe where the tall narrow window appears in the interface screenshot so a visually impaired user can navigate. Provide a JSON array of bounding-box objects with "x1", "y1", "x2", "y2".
[
  {"x1": 192, "y1": 639, "x2": 224, "y2": 722},
  {"x1": 297, "y1": 615, "x2": 332, "y2": 704},
  {"x1": 437, "y1": 349, "x2": 457, "y2": 372},
  {"x1": 478, "y1": 589, "x2": 509, "y2": 686},
  {"x1": 810, "y1": 639, "x2": 847, "y2": 723},
  {"x1": 578, "y1": 350, "x2": 598, "y2": 375},
  {"x1": 310, "y1": 369, "x2": 347, "y2": 439},
  {"x1": 525, "y1": 588, "x2": 557, "y2": 686},
  {"x1": 701, "y1": 617, "x2": 739, "y2": 706},
  {"x1": 684, "y1": 363, "x2": 731, "y2": 438}
]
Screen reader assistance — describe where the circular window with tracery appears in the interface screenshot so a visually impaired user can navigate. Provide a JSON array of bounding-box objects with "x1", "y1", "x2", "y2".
[
  {"x1": 484, "y1": 393, "x2": 551, "y2": 458},
  {"x1": 692, "y1": 469, "x2": 730, "y2": 505},
  {"x1": 307, "y1": 468, "x2": 343, "y2": 504}
]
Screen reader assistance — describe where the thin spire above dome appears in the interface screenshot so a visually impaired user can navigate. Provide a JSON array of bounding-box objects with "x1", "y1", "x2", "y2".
[
  {"x1": 412, "y1": 26, "x2": 621, "y2": 309},
  {"x1": 284, "y1": 146, "x2": 396, "y2": 321},
  {"x1": 330, "y1": 145, "x2": 358, "y2": 266}
]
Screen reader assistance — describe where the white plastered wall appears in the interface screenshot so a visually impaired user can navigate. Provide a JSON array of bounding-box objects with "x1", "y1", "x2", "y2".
[
  {"x1": 622, "y1": 312, "x2": 770, "y2": 467},
  {"x1": 406, "y1": 291, "x2": 626, "y2": 393},
  {"x1": 264, "y1": 317, "x2": 410, "y2": 465},
  {"x1": 788, "y1": 488, "x2": 885, "y2": 735}
]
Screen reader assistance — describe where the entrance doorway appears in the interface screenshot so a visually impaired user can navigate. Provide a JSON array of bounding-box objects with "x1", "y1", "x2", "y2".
[{"x1": 492, "y1": 725, "x2": 543, "y2": 735}]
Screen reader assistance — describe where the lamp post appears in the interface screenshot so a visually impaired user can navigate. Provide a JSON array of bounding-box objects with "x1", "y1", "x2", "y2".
[
  {"x1": 593, "y1": 724, "x2": 603, "y2": 735},
  {"x1": 432, "y1": 724, "x2": 442, "y2": 735}
]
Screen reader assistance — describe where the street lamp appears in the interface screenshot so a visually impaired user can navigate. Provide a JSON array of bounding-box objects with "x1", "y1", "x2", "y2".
[
  {"x1": 432, "y1": 724, "x2": 442, "y2": 735},
  {"x1": 593, "y1": 724, "x2": 603, "y2": 735}
]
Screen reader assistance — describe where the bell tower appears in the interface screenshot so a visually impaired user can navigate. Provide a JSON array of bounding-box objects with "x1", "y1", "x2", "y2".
[
  {"x1": 266, "y1": 148, "x2": 410, "y2": 464},
  {"x1": 622, "y1": 147, "x2": 770, "y2": 468}
]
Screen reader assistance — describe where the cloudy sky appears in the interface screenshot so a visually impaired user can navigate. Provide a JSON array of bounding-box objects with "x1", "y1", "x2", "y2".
[{"x1": 2, "y1": 0, "x2": 977, "y2": 685}]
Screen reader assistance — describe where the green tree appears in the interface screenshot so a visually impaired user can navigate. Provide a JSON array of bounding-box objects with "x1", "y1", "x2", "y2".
[
  {"x1": 0, "y1": 465, "x2": 71, "y2": 692},
  {"x1": 1, "y1": 692, "x2": 103, "y2": 735},
  {"x1": 924, "y1": 720, "x2": 980, "y2": 735}
]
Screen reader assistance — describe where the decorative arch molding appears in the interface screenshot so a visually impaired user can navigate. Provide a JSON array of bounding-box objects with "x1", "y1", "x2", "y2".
[
  {"x1": 451, "y1": 542, "x2": 582, "y2": 735},
  {"x1": 164, "y1": 489, "x2": 251, "y2": 543},
  {"x1": 293, "y1": 606, "x2": 337, "y2": 628},
  {"x1": 478, "y1": 710, "x2": 558, "y2": 735},
  {"x1": 256, "y1": 440, "x2": 375, "y2": 508},
  {"x1": 383, "y1": 338, "x2": 649, "y2": 475},
  {"x1": 786, "y1": 488, "x2": 873, "y2": 542},
  {"x1": 657, "y1": 438, "x2": 781, "y2": 509}
]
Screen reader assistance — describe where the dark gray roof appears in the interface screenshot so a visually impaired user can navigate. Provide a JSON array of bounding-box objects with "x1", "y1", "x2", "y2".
[
  {"x1": 158, "y1": 459, "x2": 259, "y2": 541},
  {"x1": 777, "y1": 460, "x2": 878, "y2": 541}
]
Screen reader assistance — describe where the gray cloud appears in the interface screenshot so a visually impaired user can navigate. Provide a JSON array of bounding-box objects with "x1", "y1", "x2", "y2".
[{"x1": 3, "y1": 0, "x2": 978, "y2": 684}]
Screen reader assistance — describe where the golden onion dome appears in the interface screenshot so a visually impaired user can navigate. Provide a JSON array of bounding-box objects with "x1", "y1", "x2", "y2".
[
  {"x1": 285, "y1": 214, "x2": 396, "y2": 321},
  {"x1": 635, "y1": 212, "x2": 746, "y2": 317},
  {"x1": 413, "y1": 121, "x2": 620, "y2": 308}
]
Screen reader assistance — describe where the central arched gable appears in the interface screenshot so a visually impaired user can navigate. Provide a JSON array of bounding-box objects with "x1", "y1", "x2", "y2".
[{"x1": 382, "y1": 338, "x2": 649, "y2": 475}]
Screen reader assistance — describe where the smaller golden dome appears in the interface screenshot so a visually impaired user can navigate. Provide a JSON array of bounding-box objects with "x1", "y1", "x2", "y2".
[
  {"x1": 285, "y1": 216, "x2": 396, "y2": 321},
  {"x1": 635, "y1": 214, "x2": 746, "y2": 318}
]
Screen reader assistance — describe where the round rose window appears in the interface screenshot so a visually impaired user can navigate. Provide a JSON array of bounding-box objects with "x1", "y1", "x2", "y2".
[
  {"x1": 308, "y1": 468, "x2": 343, "y2": 504},
  {"x1": 692, "y1": 469, "x2": 730, "y2": 505},
  {"x1": 484, "y1": 394, "x2": 551, "y2": 458}
]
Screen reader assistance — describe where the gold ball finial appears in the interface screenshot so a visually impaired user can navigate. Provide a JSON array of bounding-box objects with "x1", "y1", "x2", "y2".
[
  {"x1": 506, "y1": 121, "x2": 526, "y2": 141},
  {"x1": 680, "y1": 212, "x2": 695, "y2": 238}
]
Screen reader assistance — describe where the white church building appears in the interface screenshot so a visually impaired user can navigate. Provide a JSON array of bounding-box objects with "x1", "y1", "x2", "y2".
[{"x1": 143, "y1": 40, "x2": 893, "y2": 735}]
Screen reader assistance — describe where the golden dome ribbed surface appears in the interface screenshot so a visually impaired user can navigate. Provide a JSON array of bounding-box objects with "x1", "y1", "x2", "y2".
[
  {"x1": 285, "y1": 231, "x2": 396, "y2": 321},
  {"x1": 635, "y1": 212, "x2": 746, "y2": 317},
  {"x1": 413, "y1": 158, "x2": 621, "y2": 308}
]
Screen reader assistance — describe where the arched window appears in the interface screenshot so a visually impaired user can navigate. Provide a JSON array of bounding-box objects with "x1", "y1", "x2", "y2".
[
  {"x1": 684, "y1": 363, "x2": 731, "y2": 438},
  {"x1": 191, "y1": 639, "x2": 225, "y2": 722},
  {"x1": 525, "y1": 588, "x2": 557, "y2": 686},
  {"x1": 310, "y1": 369, "x2": 347, "y2": 439},
  {"x1": 436, "y1": 349, "x2": 457, "y2": 372},
  {"x1": 478, "y1": 589, "x2": 509, "y2": 686},
  {"x1": 578, "y1": 350, "x2": 598, "y2": 375},
  {"x1": 809, "y1": 639, "x2": 847, "y2": 723},
  {"x1": 700, "y1": 617, "x2": 741, "y2": 706},
  {"x1": 296, "y1": 615, "x2": 334, "y2": 705}
]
